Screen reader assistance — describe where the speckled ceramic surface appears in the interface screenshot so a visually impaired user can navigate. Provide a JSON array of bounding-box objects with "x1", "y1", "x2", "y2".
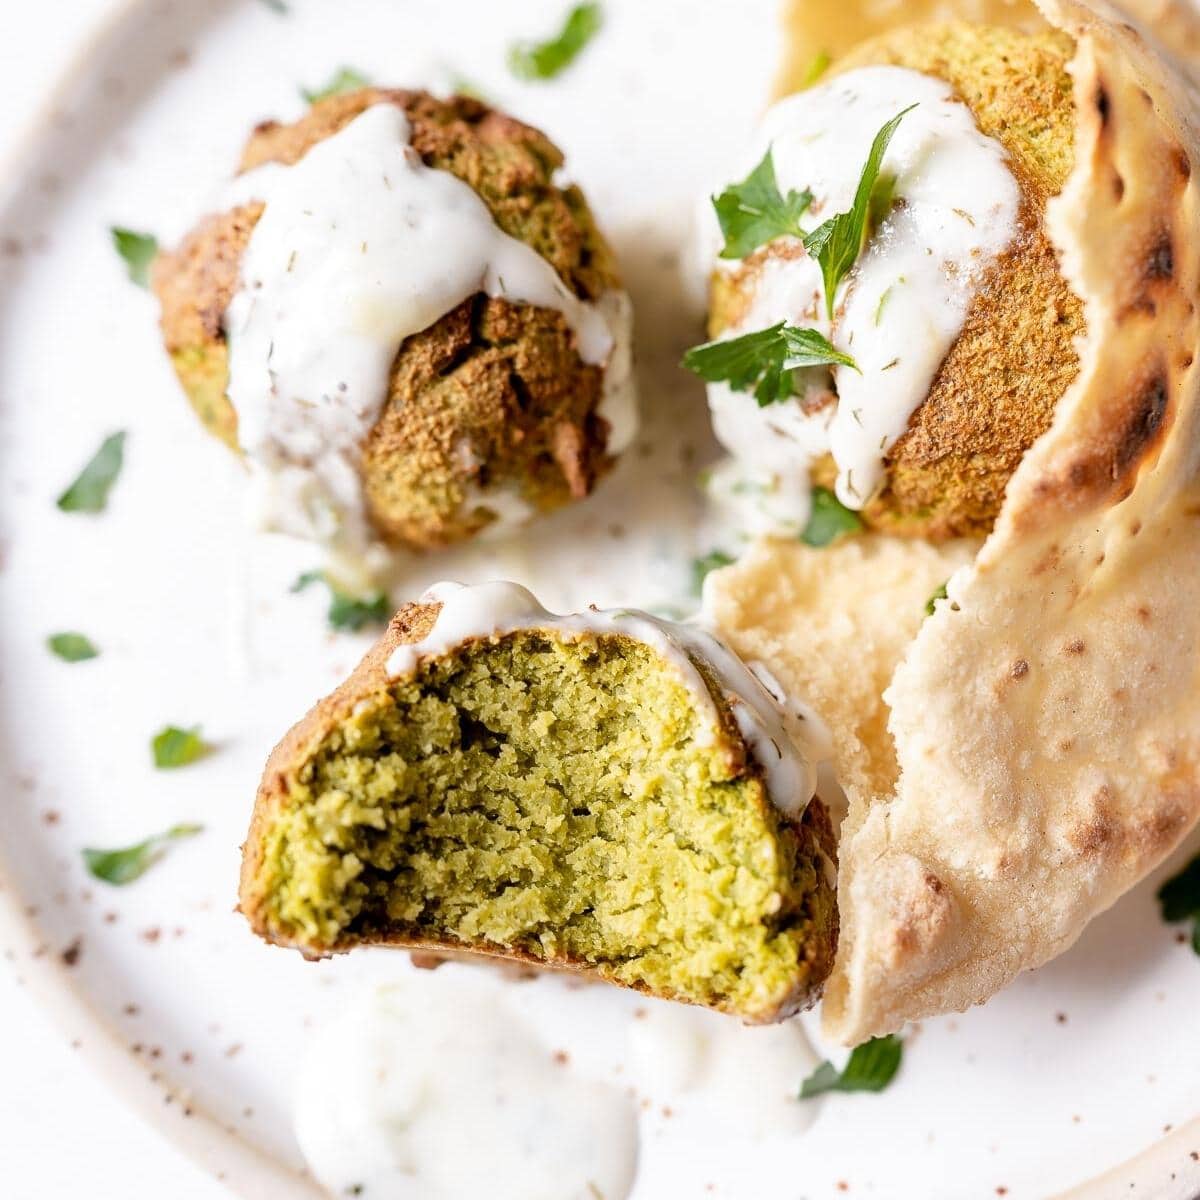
[{"x1": 0, "y1": 1, "x2": 1198, "y2": 1196}]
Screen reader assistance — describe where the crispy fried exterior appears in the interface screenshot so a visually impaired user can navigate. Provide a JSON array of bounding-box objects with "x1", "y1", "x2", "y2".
[
  {"x1": 239, "y1": 602, "x2": 839, "y2": 1022},
  {"x1": 710, "y1": 24, "x2": 1085, "y2": 540},
  {"x1": 152, "y1": 89, "x2": 622, "y2": 547}
]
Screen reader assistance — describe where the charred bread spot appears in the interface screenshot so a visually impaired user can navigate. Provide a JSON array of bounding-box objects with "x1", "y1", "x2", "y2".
[
  {"x1": 1039, "y1": 368, "x2": 1170, "y2": 514},
  {"x1": 1068, "y1": 788, "x2": 1118, "y2": 856},
  {"x1": 1114, "y1": 371, "x2": 1170, "y2": 479},
  {"x1": 1011, "y1": 658, "x2": 1030, "y2": 680},
  {"x1": 1064, "y1": 637, "x2": 1086, "y2": 655},
  {"x1": 1147, "y1": 231, "x2": 1174, "y2": 280}
]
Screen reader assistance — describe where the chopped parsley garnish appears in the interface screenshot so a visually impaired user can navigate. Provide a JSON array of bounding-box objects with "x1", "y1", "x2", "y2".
[
  {"x1": 800, "y1": 50, "x2": 832, "y2": 88},
  {"x1": 1157, "y1": 854, "x2": 1200, "y2": 953},
  {"x1": 800, "y1": 486, "x2": 863, "y2": 548},
  {"x1": 152, "y1": 725, "x2": 210, "y2": 769},
  {"x1": 292, "y1": 570, "x2": 391, "y2": 632},
  {"x1": 47, "y1": 633, "x2": 99, "y2": 662},
  {"x1": 302, "y1": 66, "x2": 371, "y2": 105},
  {"x1": 82, "y1": 823, "x2": 204, "y2": 886},
  {"x1": 712, "y1": 148, "x2": 813, "y2": 260},
  {"x1": 803, "y1": 106, "x2": 915, "y2": 318},
  {"x1": 56, "y1": 432, "x2": 126, "y2": 514},
  {"x1": 691, "y1": 550, "x2": 735, "y2": 595},
  {"x1": 449, "y1": 74, "x2": 490, "y2": 103},
  {"x1": 508, "y1": 2, "x2": 603, "y2": 81},
  {"x1": 110, "y1": 228, "x2": 158, "y2": 289},
  {"x1": 799, "y1": 1034, "x2": 903, "y2": 1098},
  {"x1": 925, "y1": 580, "x2": 949, "y2": 617},
  {"x1": 682, "y1": 321, "x2": 857, "y2": 407}
]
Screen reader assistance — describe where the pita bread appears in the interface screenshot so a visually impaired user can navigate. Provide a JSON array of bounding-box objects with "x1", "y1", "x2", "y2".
[{"x1": 711, "y1": 0, "x2": 1200, "y2": 1042}]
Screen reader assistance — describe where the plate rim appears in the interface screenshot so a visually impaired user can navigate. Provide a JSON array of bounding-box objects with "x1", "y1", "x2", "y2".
[{"x1": 0, "y1": 1, "x2": 1195, "y2": 1196}]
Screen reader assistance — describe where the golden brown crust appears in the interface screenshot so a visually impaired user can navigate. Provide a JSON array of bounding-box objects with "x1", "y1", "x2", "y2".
[
  {"x1": 152, "y1": 89, "x2": 624, "y2": 548},
  {"x1": 836, "y1": 24, "x2": 1085, "y2": 539},
  {"x1": 711, "y1": 22, "x2": 1085, "y2": 541},
  {"x1": 239, "y1": 601, "x2": 838, "y2": 1022}
]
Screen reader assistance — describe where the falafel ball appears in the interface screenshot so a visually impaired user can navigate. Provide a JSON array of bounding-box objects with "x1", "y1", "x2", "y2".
[
  {"x1": 153, "y1": 89, "x2": 632, "y2": 551},
  {"x1": 709, "y1": 24, "x2": 1083, "y2": 540},
  {"x1": 239, "y1": 581, "x2": 838, "y2": 1021}
]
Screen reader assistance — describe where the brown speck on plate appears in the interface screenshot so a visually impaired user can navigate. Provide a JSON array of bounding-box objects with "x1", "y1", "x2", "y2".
[{"x1": 60, "y1": 937, "x2": 83, "y2": 967}]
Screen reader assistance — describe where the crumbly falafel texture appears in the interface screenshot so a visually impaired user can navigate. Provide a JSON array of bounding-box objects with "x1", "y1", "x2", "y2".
[
  {"x1": 153, "y1": 89, "x2": 623, "y2": 548},
  {"x1": 239, "y1": 603, "x2": 839, "y2": 1021},
  {"x1": 710, "y1": 22, "x2": 1084, "y2": 539}
]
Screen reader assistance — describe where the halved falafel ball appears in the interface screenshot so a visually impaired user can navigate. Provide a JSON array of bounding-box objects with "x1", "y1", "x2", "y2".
[
  {"x1": 153, "y1": 89, "x2": 628, "y2": 549},
  {"x1": 240, "y1": 588, "x2": 838, "y2": 1022},
  {"x1": 710, "y1": 24, "x2": 1084, "y2": 540}
]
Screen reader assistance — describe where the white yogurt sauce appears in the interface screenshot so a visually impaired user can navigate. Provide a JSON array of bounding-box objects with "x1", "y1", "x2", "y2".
[
  {"x1": 294, "y1": 972, "x2": 639, "y2": 1200},
  {"x1": 627, "y1": 999, "x2": 823, "y2": 1142},
  {"x1": 222, "y1": 102, "x2": 636, "y2": 561},
  {"x1": 385, "y1": 579, "x2": 827, "y2": 817},
  {"x1": 704, "y1": 65, "x2": 1021, "y2": 533}
]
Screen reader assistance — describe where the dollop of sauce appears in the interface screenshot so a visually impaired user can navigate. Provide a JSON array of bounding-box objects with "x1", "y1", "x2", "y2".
[
  {"x1": 223, "y1": 102, "x2": 635, "y2": 560},
  {"x1": 385, "y1": 579, "x2": 827, "y2": 817},
  {"x1": 704, "y1": 65, "x2": 1020, "y2": 534},
  {"x1": 627, "y1": 1000, "x2": 822, "y2": 1141},
  {"x1": 294, "y1": 972, "x2": 639, "y2": 1200}
]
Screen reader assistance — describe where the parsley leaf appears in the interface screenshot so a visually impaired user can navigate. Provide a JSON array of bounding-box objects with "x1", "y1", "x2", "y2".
[
  {"x1": 152, "y1": 725, "x2": 209, "y2": 769},
  {"x1": 925, "y1": 580, "x2": 949, "y2": 617},
  {"x1": 691, "y1": 550, "x2": 735, "y2": 595},
  {"x1": 47, "y1": 632, "x2": 99, "y2": 662},
  {"x1": 1158, "y1": 854, "x2": 1200, "y2": 954},
  {"x1": 803, "y1": 106, "x2": 915, "y2": 319},
  {"x1": 799, "y1": 1034, "x2": 903, "y2": 1098},
  {"x1": 82, "y1": 823, "x2": 204, "y2": 886},
  {"x1": 111, "y1": 228, "x2": 158, "y2": 288},
  {"x1": 302, "y1": 67, "x2": 371, "y2": 105},
  {"x1": 449, "y1": 75, "x2": 490, "y2": 103},
  {"x1": 508, "y1": 3, "x2": 603, "y2": 81},
  {"x1": 682, "y1": 321, "x2": 857, "y2": 407},
  {"x1": 57, "y1": 432, "x2": 126, "y2": 514},
  {"x1": 292, "y1": 570, "x2": 391, "y2": 632},
  {"x1": 800, "y1": 50, "x2": 832, "y2": 88},
  {"x1": 801, "y1": 486, "x2": 863, "y2": 547},
  {"x1": 713, "y1": 148, "x2": 813, "y2": 260}
]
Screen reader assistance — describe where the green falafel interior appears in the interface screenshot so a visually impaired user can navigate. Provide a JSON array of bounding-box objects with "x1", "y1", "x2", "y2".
[{"x1": 241, "y1": 582, "x2": 838, "y2": 1021}]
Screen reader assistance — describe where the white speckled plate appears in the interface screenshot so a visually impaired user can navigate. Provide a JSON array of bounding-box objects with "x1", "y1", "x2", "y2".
[{"x1": 0, "y1": 0, "x2": 1198, "y2": 1196}]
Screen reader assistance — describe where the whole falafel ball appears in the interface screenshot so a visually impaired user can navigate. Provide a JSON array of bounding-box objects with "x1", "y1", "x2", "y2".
[
  {"x1": 153, "y1": 89, "x2": 630, "y2": 551},
  {"x1": 710, "y1": 24, "x2": 1084, "y2": 541}
]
